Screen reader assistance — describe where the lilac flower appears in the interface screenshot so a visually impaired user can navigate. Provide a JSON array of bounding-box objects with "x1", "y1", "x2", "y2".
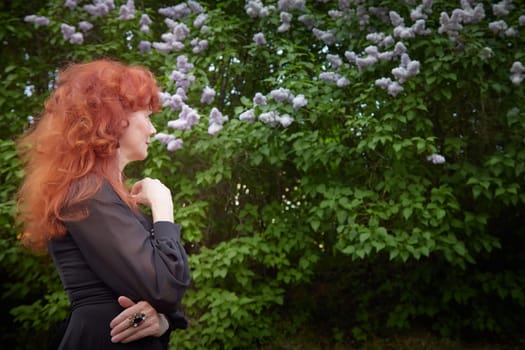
[
  {"x1": 337, "y1": 77, "x2": 350, "y2": 87},
  {"x1": 327, "y1": 54, "x2": 342, "y2": 68},
  {"x1": 253, "y1": 92, "x2": 267, "y2": 106},
  {"x1": 489, "y1": 20, "x2": 508, "y2": 34},
  {"x1": 356, "y1": 56, "x2": 378, "y2": 70},
  {"x1": 393, "y1": 41, "x2": 407, "y2": 57},
  {"x1": 83, "y1": 0, "x2": 115, "y2": 17},
  {"x1": 312, "y1": 28, "x2": 336, "y2": 45},
  {"x1": 208, "y1": 108, "x2": 228, "y2": 135},
  {"x1": 187, "y1": 1, "x2": 204, "y2": 13},
  {"x1": 168, "y1": 104, "x2": 200, "y2": 130},
  {"x1": 259, "y1": 111, "x2": 278, "y2": 125},
  {"x1": 167, "y1": 138, "x2": 184, "y2": 151},
  {"x1": 276, "y1": 114, "x2": 294, "y2": 127},
  {"x1": 366, "y1": 32, "x2": 385, "y2": 44},
  {"x1": 270, "y1": 87, "x2": 293, "y2": 102},
  {"x1": 381, "y1": 35, "x2": 395, "y2": 47},
  {"x1": 319, "y1": 72, "x2": 341, "y2": 83},
  {"x1": 118, "y1": 0, "x2": 135, "y2": 20},
  {"x1": 253, "y1": 32, "x2": 267, "y2": 46},
  {"x1": 191, "y1": 39, "x2": 208, "y2": 53},
  {"x1": 520, "y1": 15, "x2": 525, "y2": 26},
  {"x1": 387, "y1": 81, "x2": 404, "y2": 96},
  {"x1": 176, "y1": 87, "x2": 188, "y2": 101},
  {"x1": 344, "y1": 51, "x2": 357, "y2": 63},
  {"x1": 393, "y1": 25, "x2": 415, "y2": 40},
  {"x1": 427, "y1": 153, "x2": 446, "y2": 164},
  {"x1": 328, "y1": 10, "x2": 344, "y2": 19},
  {"x1": 163, "y1": 94, "x2": 185, "y2": 110},
  {"x1": 137, "y1": 40, "x2": 151, "y2": 53},
  {"x1": 194, "y1": 13, "x2": 208, "y2": 28},
  {"x1": 155, "y1": 133, "x2": 183, "y2": 152},
  {"x1": 410, "y1": 5, "x2": 428, "y2": 21},
  {"x1": 492, "y1": 0, "x2": 513, "y2": 17},
  {"x1": 389, "y1": 11, "x2": 405, "y2": 26},
  {"x1": 364, "y1": 46, "x2": 380, "y2": 58},
  {"x1": 378, "y1": 51, "x2": 394, "y2": 61},
  {"x1": 61, "y1": 23, "x2": 76, "y2": 39},
  {"x1": 69, "y1": 32, "x2": 84, "y2": 44},
  {"x1": 239, "y1": 109, "x2": 255, "y2": 123},
  {"x1": 278, "y1": 12, "x2": 292, "y2": 32},
  {"x1": 292, "y1": 94, "x2": 307, "y2": 110},
  {"x1": 64, "y1": 0, "x2": 81, "y2": 10},
  {"x1": 480, "y1": 47, "x2": 493, "y2": 59},
  {"x1": 505, "y1": 27, "x2": 518, "y2": 37},
  {"x1": 375, "y1": 77, "x2": 393, "y2": 89},
  {"x1": 25, "y1": 15, "x2": 51, "y2": 26},
  {"x1": 139, "y1": 14, "x2": 152, "y2": 32},
  {"x1": 177, "y1": 55, "x2": 194, "y2": 73},
  {"x1": 159, "y1": 4, "x2": 191, "y2": 20},
  {"x1": 510, "y1": 61, "x2": 525, "y2": 85},
  {"x1": 412, "y1": 19, "x2": 431, "y2": 35},
  {"x1": 200, "y1": 86, "x2": 216, "y2": 104},
  {"x1": 152, "y1": 42, "x2": 175, "y2": 54},
  {"x1": 78, "y1": 21, "x2": 93, "y2": 32},
  {"x1": 298, "y1": 14, "x2": 315, "y2": 29},
  {"x1": 155, "y1": 132, "x2": 175, "y2": 145},
  {"x1": 245, "y1": 0, "x2": 270, "y2": 18},
  {"x1": 278, "y1": 0, "x2": 305, "y2": 11}
]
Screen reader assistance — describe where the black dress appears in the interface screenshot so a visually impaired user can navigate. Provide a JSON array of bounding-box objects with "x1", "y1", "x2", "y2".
[{"x1": 48, "y1": 181, "x2": 191, "y2": 349}]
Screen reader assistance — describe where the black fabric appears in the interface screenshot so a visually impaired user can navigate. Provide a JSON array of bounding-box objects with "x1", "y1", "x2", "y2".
[{"x1": 48, "y1": 181, "x2": 191, "y2": 349}]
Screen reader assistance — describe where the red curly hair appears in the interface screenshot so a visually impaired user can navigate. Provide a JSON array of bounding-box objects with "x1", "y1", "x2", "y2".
[{"x1": 17, "y1": 59, "x2": 161, "y2": 251}]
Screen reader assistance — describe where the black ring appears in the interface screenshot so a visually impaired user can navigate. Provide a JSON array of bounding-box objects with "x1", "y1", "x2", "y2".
[{"x1": 130, "y1": 312, "x2": 146, "y2": 328}]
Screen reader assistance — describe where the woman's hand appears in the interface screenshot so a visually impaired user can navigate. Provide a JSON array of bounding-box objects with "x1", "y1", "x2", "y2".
[
  {"x1": 130, "y1": 178, "x2": 174, "y2": 222},
  {"x1": 109, "y1": 296, "x2": 170, "y2": 343}
]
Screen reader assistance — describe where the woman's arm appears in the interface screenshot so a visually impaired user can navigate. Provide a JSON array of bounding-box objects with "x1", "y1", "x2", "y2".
[{"x1": 64, "y1": 180, "x2": 191, "y2": 312}]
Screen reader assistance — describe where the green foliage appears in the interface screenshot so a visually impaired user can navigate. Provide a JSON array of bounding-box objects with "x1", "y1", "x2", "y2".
[{"x1": 1, "y1": 0, "x2": 525, "y2": 349}]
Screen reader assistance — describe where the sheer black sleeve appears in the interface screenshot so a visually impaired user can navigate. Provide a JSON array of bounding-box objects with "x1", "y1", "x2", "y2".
[{"x1": 64, "y1": 182, "x2": 191, "y2": 313}]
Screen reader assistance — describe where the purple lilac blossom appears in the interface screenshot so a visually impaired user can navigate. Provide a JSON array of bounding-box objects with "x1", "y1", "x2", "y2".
[
  {"x1": 298, "y1": 14, "x2": 315, "y2": 29},
  {"x1": 327, "y1": 54, "x2": 343, "y2": 68},
  {"x1": 61, "y1": 23, "x2": 76, "y2": 39},
  {"x1": 78, "y1": 21, "x2": 93, "y2": 32},
  {"x1": 253, "y1": 92, "x2": 267, "y2": 106},
  {"x1": 191, "y1": 39, "x2": 208, "y2": 53},
  {"x1": 208, "y1": 108, "x2": 228, "y2": 135},
  {"x1": 278, "y1": 12, "x2": 293, "y2": 32},
  {"x1": 253, "y1": 32, "x2": 267, "y2": 46},
  {"x1": 344, "y1": 51, "x2": 357, "y2": 63},
  {"x1": 259, "y1": 111, "x2": 278, "y2": 126},
  {"x1": 520, "y1": 15, "x2": 525, "y2": 26},
  {"x1": 25, "y1": 15, "x2": 51, "y2": 26},
  {"x1": 488, "y1": 20, "x2": 508, "y2": 34},
  {"x1": 118, "y1": 0, "x2": 135, "y2": 20},
  {"x1": 328, "y1": 10, "x2": 344, "y2": 19},
  {"x1": 427, "y1": 154, "x2": 446, "y2": 164},
  {"x1": 270, "y1": 88, "x2": 293, "y2": 102},
  {"x1": 152, "y1": 42, "x2": 174, "y2": 54},
  {"x1": 167, "y1": 138, "x2": 184, "y2": 151},
  {"x1": 387, "y1": 81, "x2": 404, "y2": 96},
  {"x1": 194, "y1": 13, "x2": 208, "y2": 28},
  {"x1": 393, "y1": 41, "x2": 407, "y2": 57},
  {"x1": 138, "y1": 40, "x2": 152, "y2": 53},
  {"x1": 492, "y1": 0, "x2": 513, "y2": 17},
  {"x1": 356, "y1": 56, "x2": 378, "y2": 70},
  {"x1": 187, "y1": 1, "x2": 204, "y2": 13},
  {"x1": 177, "y1": 55, "x2": 194, "y2": 73},
  {"x1": 278, "y1": 0, "x2": 305, "y2": 11},
  {"x1": 319, "y1": 72, "x2": 341, "y2": 83},
  {"x1": 505, "y1": 27, "x2": 518, "y2": 37},
  {"x1": 200, "y1": 86, "x2": 216, "y2": 104},
  {"x1": 381, "y1": 35, "x2": 395, "y2": 47},
  {"x1": 239, "y1": 109, "x2": 255, "y2": 123},
  {"x1": 336, "y1": 77, "x2": 350, "y2": 87},
  {"x1": 292, "y1": 94, "x2": 307, "y2": 110},
  {"x1": 393, "y1": 25, "x2": 415, "y2": 39},
  {"x1": 140, "y1": 14, "x2": 152, "y2": 26},
  {"x1": 83, "y1": 0, "x2": 115, "y2": 17},
  {"x1": 69, "y1": 32, "x2": 84, "y2": 44},
  {"x1": 176, "y1": 87, "x2": 188, "y2": 100},
  {"x1": 277, "y1": 114, "x2": 294, "y2": 127},
  {"x1": 245, "y1": 0, "x2": 270, "y2": 18},
  {"x1": 159, "y1": 3, "x2": 191, "y2": 19},
  {"x1": 510, "y1": 61, "x2": 525, "y2": 85},
  {"x1": 364, "y1": 46, "x2": 380, "y2": 58},
  {"x1": 312, "y1": 28, "x2": 336, "y2": 45},
  {"x1": 389, "y1": 11, "x2": 405, "y2": 26},
  {"x1": 366, "y1": 32, "x2": 385, "y2": 44},
  {"x1": 155, "y1": 132, "x2": 175, "y2": 145},
  {"x1": 64, "y1": 0, "x2": 81, "y2": 10}
]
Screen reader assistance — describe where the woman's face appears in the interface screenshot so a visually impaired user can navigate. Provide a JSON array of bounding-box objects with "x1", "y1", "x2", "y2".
[{"x1": 118, "y1": 110, "x2": 156, "y2": 168}]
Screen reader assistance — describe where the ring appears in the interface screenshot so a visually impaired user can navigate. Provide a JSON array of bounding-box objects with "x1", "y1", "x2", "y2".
[{"x1": 129, "y1": 312, "x2": 147, "y2": 328}]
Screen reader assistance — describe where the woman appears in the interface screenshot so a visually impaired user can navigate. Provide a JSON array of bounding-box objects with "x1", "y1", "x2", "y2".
[{"x1": 17, "y1": 59, "x2": 191, "y2": 349}]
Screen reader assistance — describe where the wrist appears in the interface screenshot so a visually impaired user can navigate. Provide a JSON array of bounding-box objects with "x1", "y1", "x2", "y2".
[{"x1": 156, "y1": 313, "x2": 170, "y2": 337}]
